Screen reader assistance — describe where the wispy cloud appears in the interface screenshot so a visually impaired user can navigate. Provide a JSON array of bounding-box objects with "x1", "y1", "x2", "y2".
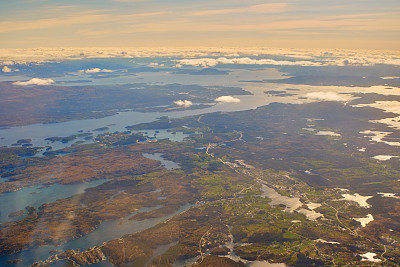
[
  {"x1": 0, "y1": 13, "x2": 106, "y2": 33},
  {"x1": 0, "y1": 9, "x2": 166, "y2": 34},
  {"x1": 0, "y1": 0, "x2": 399, "y2": 50},
  {"x1": 191, "y1": 3, "x2": 288, "y2": 16},
  {"x1": 114, "y1": 15, "x2": 372, "y2": 34},
  {"x1": 122, "y1": 11, "x2": 167, "y2": 18},
  {"x1": 324, "y1": 12, "x2": 396, "y2": 20}
]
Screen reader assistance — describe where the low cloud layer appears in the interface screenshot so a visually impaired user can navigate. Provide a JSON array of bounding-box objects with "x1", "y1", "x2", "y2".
[
  {"x1": 174, "y1": 100, "x2": 193, "y2": 107},
  {"x1": 215, "y1": 95, "x2": 241, "y2": 103},
  {"x1": 175, "y1": 57, "x2": 324, "y2": 68},
  {"x1": 79, "y1": 68, "x2": 113, "y2": 74},
  {"x1": 305, "y1": 92, "x2": 350, "y2": 102},
  {"x1": 13, "y1": 78, "x2": 55, "y2": 86},
  {"x1": 1, "y1": 47, "x2": 400, "y2": 67}
]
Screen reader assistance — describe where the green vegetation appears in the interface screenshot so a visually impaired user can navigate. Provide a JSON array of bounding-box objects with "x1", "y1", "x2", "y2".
[
  {"x1": 2, "y1": 98, "x2": 400, "y2": 266},
  {"x1": 0, "y1": 146, "x2": 40, "y2": 161}
]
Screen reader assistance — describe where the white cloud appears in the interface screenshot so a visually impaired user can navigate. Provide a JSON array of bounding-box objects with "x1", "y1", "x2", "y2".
[
  {"x1": 13, "y1": 78, "x2": 55, "y2": 86},
  {"x1": 174, "y1": 100, "x2": 193, "y2": 108},
  {"x1": 360, "y1": 130, "x2": 400, "y2": 147},
  {"x1": 305, "y1": 92, "x2": 350, "y2": 102},
  {"x1": 175, "y1": 57, "x2": 323, "y2": 68},
  {"x1": 353, "y1": 214, "x2": 374, "y2": 227},
  {"x1": 354, "y1": 101, "x2": 400, "y2": 130},
  {"x1": 148, "y1": 62, "x2": 164, "y2": 67},
  {"x1": 2, "y1": 66, "x2": 12, "y2": 72},
  {"x1": 215, "y1": 96, "x2": 241, "y2": 103},
  {"x1": 373, "y1": 155, "x2": 398, "y2": 161},
  {"x1": 341, "y1": 193, "x2": 372, "y2": 208},
  {"x1": 1, "y1": 47, "x2": 400, "y2": 67},
  {"x1": 381, "y1": 76, "x2": 400, "y2": 79},
  {"x1": 315, "y1": 131, "x2": 341, "y2": 137},
  {"x1": 377, "y1": 192, "x2": 400, "y2": 199},
  {"x1": 79, "y1": 68, "x2": 113, "y2": 73},
  {"x1": 360, "y1": 252, "x2": 381, "y2": 263}
]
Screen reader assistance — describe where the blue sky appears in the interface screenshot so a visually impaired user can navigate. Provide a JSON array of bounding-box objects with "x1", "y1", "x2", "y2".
[{"x1": 1, "y1": 0, "x2": 399, "y2": 49}]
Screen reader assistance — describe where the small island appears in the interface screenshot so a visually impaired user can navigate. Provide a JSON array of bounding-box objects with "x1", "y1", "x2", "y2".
[{"x1": 8, "y1": 210, "x2": 25, "y2": 218}]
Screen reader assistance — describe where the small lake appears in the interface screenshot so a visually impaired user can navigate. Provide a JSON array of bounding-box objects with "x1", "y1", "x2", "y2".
[
  {"x1": 259, "y1": 181, "x2": 302, "y2": 213},
  {"x1": 258, "y1": 180, "x2": 323, "y2": 220},
  {"x1": 142, "y1": 153, "x2": 180, "y2": 170}
]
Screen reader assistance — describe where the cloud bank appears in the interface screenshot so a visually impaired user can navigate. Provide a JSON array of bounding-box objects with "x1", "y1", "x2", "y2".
[
  {"x1": 305, "y1": 92, "x2": 350, "y2": 102},
  {"x1": 13, "y1": 78, "x2": 55, "y2": 86},
  {"x1": 174, "y1": 100, "x2": 193, "y2": 107},
  {"x1": 215, "y1": 96, "x2": 241, "y2": 103},
  {"x1": 1, "y1": 47, "x2": 400, "y2": 67},
  {"x1": 175, "y1": 57, "x2": 323, "y2": 68},
  {"x1": 79, "y1": 68, "x2": 113, "y2": 73}
]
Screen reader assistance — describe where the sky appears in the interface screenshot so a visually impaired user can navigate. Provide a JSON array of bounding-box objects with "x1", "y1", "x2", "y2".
[{"x1": 0, "y1": 0, "x2": 399, "y2": 50}]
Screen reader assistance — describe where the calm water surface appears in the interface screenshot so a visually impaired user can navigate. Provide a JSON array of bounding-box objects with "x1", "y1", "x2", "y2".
[
  {"x1": 0, "y1": 67, "x2": 286, "y2": 266},
  {"x1": 0, "y1": 179, "x2": 109, "y2": 223},
  {"x1": 0, "y1": 204, "x2": 192, "y2": 266}
]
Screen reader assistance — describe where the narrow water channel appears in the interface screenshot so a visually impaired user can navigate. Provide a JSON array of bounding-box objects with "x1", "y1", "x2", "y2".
[
  {"x1": 0, "y1": 204, "x2": 192, "y2": 266},
  {"x1": 0, "y1": 179, "x2": 109, "y2": 223}
]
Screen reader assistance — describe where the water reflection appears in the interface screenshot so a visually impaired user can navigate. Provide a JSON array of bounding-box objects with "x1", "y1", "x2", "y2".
[
  {"x1": 0, "y1": 68, "x2": 286, "y2": 149},
  {"x1": 0, "y1": 204, "x2": 192, "y2": 266},
  {"x1": 0, "y1": 179, "x2": 109, "y2": 223}
]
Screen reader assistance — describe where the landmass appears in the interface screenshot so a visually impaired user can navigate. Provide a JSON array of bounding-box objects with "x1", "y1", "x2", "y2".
[
  {"x1": 0, "y1": 82, "x2": 251, "y2": 127},
  {"x1": 1, "y1": 93, "x2": 399, "y2": 266},
  {"x1": 1, "y1": 55, "x2": 400, "y2": 266}
]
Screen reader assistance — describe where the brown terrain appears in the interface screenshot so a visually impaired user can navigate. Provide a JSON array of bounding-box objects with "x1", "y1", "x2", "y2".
[{"x1": 0, "y1": 145, "x2": 163, "y2": 194}]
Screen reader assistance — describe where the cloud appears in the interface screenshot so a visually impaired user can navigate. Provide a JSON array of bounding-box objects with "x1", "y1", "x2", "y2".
[
  {"x1": 148, "y1": 62, "x2": 164, "y2": 67},
  {"x1": 0, "y1": 13, "x2": 106, "y2": 33},
  {"x1": 175, "y1": 57, "x2": 323, "y2": 67},
  {"x1": 0, "y1": 9, "x2": 167, "y2": 34},
  {"x1": 2, "y1": 66, "x2": 12, "y2": 72},
  {"x1": 380, "y1": 77, "x2": 400, "y2": 79},
  {"x1": 315, "y1": 131, "x2": 341, "y2": 137},
  {"x1": 305, "y1": 92, "x2": 350, "y2": 102},
  {"x1": 79, "y1": 68, "x2": 113, "y2": 73},
  {"x1": 1, "y1": 47, "x2": 400, "y2": 67},
  {"x1": 215, "y1": 96, "x2": 241, "y2": 103},
  {"x1": 13, "y1": 78, "x2": 55, "y2": 86},
  {"x1": 192, "y1": 3, "x2": 288, "y2": 16},
  {"x1": 174, "y1": 100, "x2": 193, "y2": 107}
]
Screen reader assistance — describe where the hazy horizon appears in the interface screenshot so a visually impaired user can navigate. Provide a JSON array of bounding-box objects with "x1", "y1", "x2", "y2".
[{"x1": 1, "y1": 0, "x2": 399, "y2": 50}]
